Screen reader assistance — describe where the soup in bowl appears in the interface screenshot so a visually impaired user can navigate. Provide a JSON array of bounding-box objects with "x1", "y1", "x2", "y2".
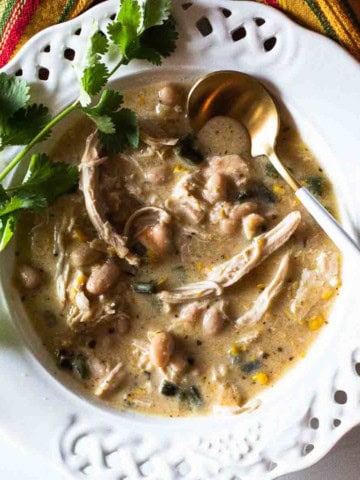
[{"x1": 14, "y1": 80, "x2": 340, "y2": 417}]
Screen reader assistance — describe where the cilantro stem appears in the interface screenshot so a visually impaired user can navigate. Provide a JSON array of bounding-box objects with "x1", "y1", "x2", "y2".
[
  {"x1": 108, "y1": 58, "x2": 126, "y2": 79},
  {"x1": 0, "y1": 100, "x2": 79, "y2": 182},
  {"x1": 0, "y1": 58, "x2": 128, "y2": 184}
]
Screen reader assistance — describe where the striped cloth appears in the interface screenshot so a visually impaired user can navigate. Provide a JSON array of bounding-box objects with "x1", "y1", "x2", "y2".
[{"x1": 0, "y1": 0, "x2": 359, "y2": 68}]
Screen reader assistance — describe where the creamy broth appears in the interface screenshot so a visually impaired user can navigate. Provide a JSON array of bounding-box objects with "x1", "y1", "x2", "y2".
[{"x1": 15, "y1": 80, "x2": 341, "y2": 416}]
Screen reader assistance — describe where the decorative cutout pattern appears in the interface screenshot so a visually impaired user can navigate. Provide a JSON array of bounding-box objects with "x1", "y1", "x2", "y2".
[
  {"x1": 1, "y1": 1, "x2": 360, "y2": 479},
  {"x1": 232, "y1": 26, "x2": 247, "y2": 42},
  {"x1": 196, "y1": 17, "x2": 213, "y2": 37}
]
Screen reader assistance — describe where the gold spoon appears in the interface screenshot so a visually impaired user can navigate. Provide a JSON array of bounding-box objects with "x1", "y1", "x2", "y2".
[{"x1": 187, "y1": 70, "x2": 360, "y2": 256}]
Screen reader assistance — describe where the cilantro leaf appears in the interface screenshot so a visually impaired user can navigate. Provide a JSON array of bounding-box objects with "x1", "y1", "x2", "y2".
[
  {"x1": 108, "y1": 0, "x2": 178, "y2": 64},
  {"x1": 109, "y1": 0, "x2": 142, "y2": 59},
  {"x1": 143, "y1": 0, "x2": 171, "y2": 29},
  {"x1": 0, "y1": 192, "x2": 46, "y2": 216},
  {"x1": 82, "y1": 90, "x2": 124, "y2": 134},
  {"x1": 80, "y1": 62, "x2": 109, "y2": 106},
  {"x1": 117, "y1": 0, "x2": 142, "y2": 31},
  {"x1": 0, "y1": 185, "x2": 8, "y2": 202},
  {"x1": 79, "y1": 29, "x2": 110, "y2": 106},
  {"x1": 0, "y1": 154, "x2": 78, "y2": 251},
  {"x1": 139, "y1": 18, "x2": 178, "y2": 61},
  {"x1": 107, "y1": 21, "x2": 140, "y2": 61},
  {"x1": 0, "y1": 185, "x2": 17, "y2": 251},
  {"x1": 0, "y1": 73, "x2": 30, "y2": 122},
  {"x1": 88, "y1": 30, "x2": 109, "y2": 61},
  {"x1": 0, "y1": 104, "x2": 51, "y2": 150},
  {"x1": 18, "y1": 153, "x2": 79, "y2": 204},
  {"x1": 83, "y1": 89, "x2": 123, "y2": 116},
  {"x1": 98, "y1": 108, "x2": 139, "y2": 154},
  {"x1": 88, "y1": 114, "x2": 116, "y2": 134},
  {"x1": 0, "y1": 213, "x2": 17, "y2": 251}
]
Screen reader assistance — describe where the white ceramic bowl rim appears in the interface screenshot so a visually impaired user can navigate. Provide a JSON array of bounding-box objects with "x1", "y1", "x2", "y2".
[{"x1": 0, "y1": 1, "x2": 360, "y2": 479}]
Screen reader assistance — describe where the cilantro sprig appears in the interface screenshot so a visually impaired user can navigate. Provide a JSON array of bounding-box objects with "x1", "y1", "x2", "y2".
[
  {"x1": 0, "y1": 154, "x2": 78, "y2": 249},
  {"x1": 0, "y1": 0, "x2": 178, "y2": 251}
]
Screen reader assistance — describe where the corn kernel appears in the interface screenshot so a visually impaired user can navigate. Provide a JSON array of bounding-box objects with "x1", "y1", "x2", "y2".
[
  {"x1": 173, "y1": 164, "x2": 189, "y2": 174},
  {"x1": 156, "y1": 276, "x2": 167, "y2": 287},
  {"x1": 229, "y1": 344, "x2": 241, "y2": 356},
  {"x1": 229, "y1": 341, "x2": 249, "y2": 355},
  {"x1": 196, "y1": 262, "x2": 205, "y2": 272},
  {"x1": 321, "y1": 289, "x2": 334, "y2": 300},
  {"x1": 72, "y1": 229, "x2": 88, "y2": 242},
  {"x1": 256, "y1": 237, "x2": 266, "y2": 249},
  {"x1": 252, "y1": 372, "x2": 269, "y2": 385},
  {"x1": 69, "y1": 286, "x2": 79, "y2": 301},
  {"x1": 308, "y1": 314, "x2": 325, "y2": 331},
  {"x1": 257, "y1": 283, "x2": 266, "y2": 291},
  {"x1": 284, "y1": 309, "x2": 296, "y2": 321},
  {"x1": 146, "y1": 249, "x2": 157, "y2": 263},
  {"x1": 74, "y1": 272, "x2": 87, "y2": 286},
  {"x1": 272, "y1": 184, "x2": 286, "y2": 195}
]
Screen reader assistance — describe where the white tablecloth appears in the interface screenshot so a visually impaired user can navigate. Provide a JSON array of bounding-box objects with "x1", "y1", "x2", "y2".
[{"x1": 1, "y1": 426, "x2": 360, "y2": 479}]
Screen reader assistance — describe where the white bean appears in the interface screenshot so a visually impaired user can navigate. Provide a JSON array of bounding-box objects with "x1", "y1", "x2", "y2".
[
  {"x1": 150, "y1": 331, "x2": 174, "y2": 368},
  {"x1": 158, "y1": 84, "x2": 182, "y2": 107},
  {"x1": 170, "y1": 353, "x2": 188, "y2": 375},
  {"x1": 179, "y1": 302, "x2": 206, "y2": 324},
  {"x1": 219, "y1": 201, "x2": 258, "y2": 235},
  {"x1": 70, "y1": 243, "x2": 104, "y2": 267},
  {"x1": 116, "y1": 315, "x2": 130, "y2": 334},
  {"x1": 145, "y1": 165, "x2": 170, "y2": 185},
  {"x1": 203, "y1": 173, "x2": 228, "y2": 204},
  {"x1": 18, "y1": 264, "x2": 42, "y2": 289},
  {"x1": 86, "y1": 258, "x2": 121, "y2": 295},
  {"x1": 202, "y1": 305, "x2": 226, "y2": 336},
  {"x1": 138, "y1": 223, "x2": 172, "y2": 255}
]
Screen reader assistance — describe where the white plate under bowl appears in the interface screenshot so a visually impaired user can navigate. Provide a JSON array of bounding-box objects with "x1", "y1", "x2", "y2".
[{"x1": 0, "y1": 1, "x2": 360, "y2": 479}]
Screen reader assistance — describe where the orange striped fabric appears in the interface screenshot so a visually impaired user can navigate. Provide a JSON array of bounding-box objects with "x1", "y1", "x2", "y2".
[{"x1": 262, "y1": 0, "x2": 360, "y2": 60}]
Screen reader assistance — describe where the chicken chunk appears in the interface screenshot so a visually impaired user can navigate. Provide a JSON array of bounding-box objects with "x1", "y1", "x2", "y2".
[
  {"x1": 204, "y1": 154, "x2": 250, "y2": 190},
  {"x1": 290, "y1": 252, "x2": 339, "y2": 320},
  {"x1": 242, "y1": 213, "x2": 266, "y2": 240},
  {"x1": 166, "y1": 172, "x2": 207, "y2": 224},
  {"x1": 236, "y1": 254, "x2": 290, "y2": 326},
  {"x1": 95, "y1": 362, "x2": 126, "y2": 397}
]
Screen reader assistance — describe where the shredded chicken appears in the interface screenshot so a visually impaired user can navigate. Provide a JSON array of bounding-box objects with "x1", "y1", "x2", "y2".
[
  {"x1": 94, "y1": 362, "x2": 125, "y2": 397},
  {"x1": 54, "y1": 215, "x2": 75, "y2": 306},
  {"x1": 158, "y1": 280, "x2": 223, "y2": 304},
  {"x1": 236, "y1": 254, "x2": 290, "y2": 327},
  {"x1": 204, "y1": 154, "x2": 250, "y2": 189},
  {"x1": 167, "y1": 154, "x2": 251, "y2": 227},
  {"x1": 80, "y1": 133, "x2": 139, "y2": 266},
  {"x1": 166, "y1": 171, "x2": 207, "y2": 224},
  {"x1": 158, "y1": 212, "x2": 301, "y2": 305},
  {"x1": 123, "y1": 206, "x2": 171, "y2": 238},
  {"x1": 209, "y1": 211, "x2": 301, "y2": 287},
  {"x1": 290, "y1": 251, "x2": 339, "y2": 319},
  {"x1": 236, "y1": 330, "x2": 260, "y2": 349},
  {"x1": 139, "y1": 118, "x2": 179, "y2": 147},
  {"x1": 68, "y1": 288, "x2": 129, "y2": 332}
]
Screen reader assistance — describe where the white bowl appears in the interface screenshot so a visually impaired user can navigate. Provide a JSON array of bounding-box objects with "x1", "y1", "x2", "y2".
[{"x1": 0, "y1": 1, "x2": 360, "y2": 478}]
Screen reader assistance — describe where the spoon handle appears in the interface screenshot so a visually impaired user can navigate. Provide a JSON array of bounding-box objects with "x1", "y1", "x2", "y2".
[{"x1": 296, "y1": 187, "x2": 360, "y2": 256}]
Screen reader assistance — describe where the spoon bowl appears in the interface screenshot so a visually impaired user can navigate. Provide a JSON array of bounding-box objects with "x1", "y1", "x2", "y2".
[
  {"x1": 187, "y1": 70, "x2": 278, "y2": 158},
  {"x1": 187, "y1": 70, "x2": 360, "y2": 256}
]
